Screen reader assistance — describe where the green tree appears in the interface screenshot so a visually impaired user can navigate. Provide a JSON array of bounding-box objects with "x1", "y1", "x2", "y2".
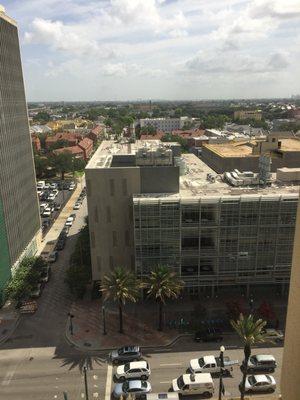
[
  {"x1": 33, "y1": 111, "x2": 51, "y2": 123},
  {"x1": 65, "y1": 223, "x2": 92, "y2": 298},
  {"x1": 5, "y1": 257, "x2": 41, "y2": 302},
  {"x1": 50, "y1": 151, "x2": 73, "y2": 180},
  {"x1": 231, "y1": 314, "x2": 270, "y2": 400},
  {"x1": 161, "y1": 134, "x2": 189, "y2": 152},
  {"x1": 146, "y1": 265, "x2": 184, "y2": 331},
  {"x1": 73, "y1": 158, "x2": 86, "y2": 172},
  {"x1": 101, "y1": 267, "x2": 141, "y2": 333},
  {"x1": 34, "y1": 154, "x2": 49, "y2": 178},
  {"x1": 49, "y1": 139, "x2": 70, "y2": 151},
  {"x1": 140, "y1": 125, "x2": 156, "y2": 135}
]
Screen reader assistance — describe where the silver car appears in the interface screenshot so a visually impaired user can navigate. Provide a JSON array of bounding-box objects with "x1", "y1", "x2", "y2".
[
  {"x1": 243, "y1": 374, "x2": 276, "y2": 393},
  {"x1": 113, "y1": 380, "x2": 151, "y2": 398},
  {"x1": 115, "y1": 361, "x2": 151, "y2": 381}
]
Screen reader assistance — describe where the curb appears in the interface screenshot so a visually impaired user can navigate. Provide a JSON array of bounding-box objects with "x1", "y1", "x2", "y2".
[
  {"x1": 0, "y1": 313, "x2": 21, "y2": 345},
  {"x1": 64, "y1": 326, "x2": 193, "y2": 353}
]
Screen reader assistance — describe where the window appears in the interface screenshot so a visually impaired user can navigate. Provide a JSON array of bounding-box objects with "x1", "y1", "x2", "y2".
[
  {"x1": 106, "y1": 206, "x2": 111, "y2": 223},
  {"x1": 90, "y1": 231, "x2": 95, "y2": 248},
  {"x1": 94, "y1": 206, "x2": 99, "y2": 223},
  {"x1": 112, "y1": 231, "x2": 117, "y2": 247},
  {"x1": 125, "y1": 230, "x2": 130, "y2": 246},
  {"x1": 182, "y1": 237, "x2": 199, "y2": 248},
  {"x1": 109, "y1": 179, "x2": 115, "y2": 196},
  {"x1": 122, "y1": 178, "x2": 127, "y2": 195}
]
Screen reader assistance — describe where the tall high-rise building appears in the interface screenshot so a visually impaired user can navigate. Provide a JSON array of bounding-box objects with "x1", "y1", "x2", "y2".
[{"x1": 0, "y1": 7, "x2": 41, "y2": 299}]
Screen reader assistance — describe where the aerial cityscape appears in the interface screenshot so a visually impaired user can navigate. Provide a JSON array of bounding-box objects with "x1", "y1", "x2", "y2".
[{"x1": 0, "y1": 1, "x2": 300, "y2": 400}]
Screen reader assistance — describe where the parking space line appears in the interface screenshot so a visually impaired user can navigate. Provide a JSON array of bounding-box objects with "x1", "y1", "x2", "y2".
[
  {"x1": 159, "y1": 381, "x2": 170, "y2": 384},
  {"x1": 105, "y1": 364, "x2": 113, "y2": 400},
  {"x1": 160, "y1": 363, "x2": 182, "y2": 366}
]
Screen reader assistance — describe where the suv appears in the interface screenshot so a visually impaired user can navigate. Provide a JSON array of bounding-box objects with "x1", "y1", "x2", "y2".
[
  {"x1": 245, "y1": 355, "x2": 277, "y2": 373},
  {"x1": 115, "y1": 361, "x2": 150, "y2": 381},
  {"x1": 194, "y1": 327, "x2": 223, "y2": 342},
  {"x1": 110, "y1": 346, "x2": 142, "y2": 365}
]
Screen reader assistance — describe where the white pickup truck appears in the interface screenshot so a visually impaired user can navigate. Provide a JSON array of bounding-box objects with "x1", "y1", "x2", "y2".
[{"x1": 189, "y1": 355, "x2": 238, "y2": 375}]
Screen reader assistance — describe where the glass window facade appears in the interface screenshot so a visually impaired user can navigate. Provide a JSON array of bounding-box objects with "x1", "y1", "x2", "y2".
[{"x1": 134, "y1": 196, "x2": 298, "y2": 287}]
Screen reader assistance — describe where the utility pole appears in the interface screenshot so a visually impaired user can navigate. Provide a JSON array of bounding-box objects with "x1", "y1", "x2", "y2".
[{"x1": 83, "y1": 365, "x2": 89, "y2": 400}]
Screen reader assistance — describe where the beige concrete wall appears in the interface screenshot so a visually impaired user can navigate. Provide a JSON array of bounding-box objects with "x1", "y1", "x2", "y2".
[
  {"x1": 86, "y1": 167, "x2": 141, "y2": 281},
  {"x1": 281, "y1": 192, "x2": 300, "y2": 400}
]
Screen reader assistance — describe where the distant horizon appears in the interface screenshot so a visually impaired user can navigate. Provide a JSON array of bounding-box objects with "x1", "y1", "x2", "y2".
[
  {"x1": 27, "y1": 96, "x2": 297, "y2": 104},
  {"x1": 2, "y1": 0, "x2": 300, "y2": 101}
]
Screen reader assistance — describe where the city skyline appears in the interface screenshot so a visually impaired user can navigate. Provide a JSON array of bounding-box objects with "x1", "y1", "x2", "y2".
[{"x1": 2, "y1": 0, "x2": 300, "y2": 101}]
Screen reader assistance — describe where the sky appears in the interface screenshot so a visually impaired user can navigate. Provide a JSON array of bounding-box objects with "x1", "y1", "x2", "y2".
[{"x1": 1, "y1": 0, "x2": 300, "y2": 101}]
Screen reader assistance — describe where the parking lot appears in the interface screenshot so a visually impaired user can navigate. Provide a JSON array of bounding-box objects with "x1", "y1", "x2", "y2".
[{"x1": 37, "y1": 180, "x2": 77, "y2": 236}]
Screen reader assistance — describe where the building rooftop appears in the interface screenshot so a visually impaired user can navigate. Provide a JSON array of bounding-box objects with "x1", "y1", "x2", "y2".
[
  {"x1": 86, "y1": 140, "x2": 299, "y2": 200},
  {"x1": 204, "y1": 138, "x2": 300, "y2": 158},
  {"x1": 134, "y1": 153, "x2": 299, "y2": 200}
]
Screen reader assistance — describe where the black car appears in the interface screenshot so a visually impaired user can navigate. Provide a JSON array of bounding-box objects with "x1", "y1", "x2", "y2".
[
  {"x1": 56, "y1": 239, "x2": 65, "y2": 251},
  {"x1": 194, "y1": 328, "x2": 223, "y2": 342}
]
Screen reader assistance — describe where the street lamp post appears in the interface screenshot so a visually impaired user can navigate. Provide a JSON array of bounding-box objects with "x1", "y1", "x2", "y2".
[
  {"x1": 83, "y1": 365, "x2": 89, "y2": 400},
  {"x1": 218, "y1": 345, "x2": 225, "y2": 400},
  {"x1": 68, "y1": 313, "x2": 74, "y2": 335},
  {"x1": 102, "y1": 305, "x2": 107, "y2": 335}
]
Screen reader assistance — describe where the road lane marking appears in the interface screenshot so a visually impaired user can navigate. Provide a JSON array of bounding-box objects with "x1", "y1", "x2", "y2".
[
  {"x1": 1, "y1": 368, "x2": 17, "y2": 386},
  {"x1": 160, "y1": 363, "x2": 182, "y2": 366},
  {"x1": 105, "y1": 364, "x2": 113, "y2": 400}
]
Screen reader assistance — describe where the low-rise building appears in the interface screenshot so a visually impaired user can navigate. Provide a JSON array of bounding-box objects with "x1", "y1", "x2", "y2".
[
  {"x1": 140, "y1": 117, "x2": 189, "y2": 132},
  {"x1": 201, "y1": 136, "x2": 300, "y2": 173},
  {"x1": 234, "y1": 110, "x2": 262, "y2": 121},
  {"x1": 86, "y1": 139, "x2": 298, "y2": 295},
  {"x1": 53, "y1": 146, "x2": 85, "y2": 159},
  {"x1": 45, "y1": 132, "x2": 83, "y2": 149},
  {"x1": 78, "y1": 137, "x2": 93, "y2": 160},
  {"x1": 31, "y1": 135, "x2": 41, "y2": 152}
]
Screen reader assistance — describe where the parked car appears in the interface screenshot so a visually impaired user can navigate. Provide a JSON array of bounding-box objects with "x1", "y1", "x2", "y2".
[
  {"x1": 42, "y1": 210, "x2": 51, "y2": 218},
  {"x1": 189, "y1": 355, "x2": 238, "y2": 375},
  {"x1": 115, "y1": 361, "x2": 151, "y2": 381},
  {"x1": 194, "y1": 328, "x2": 223, "y2": 343},
  {"x1": 242, "y1": 374, "x2": 276, "y2": 393},
  {"x1": 73, "y1": 203, "x2": 81, "y2": 210},
  {"x1": 70, "y1": 213, "x2": 76, "y2": 220},
  {"x1": 172, "y1": 373, "x2": 214, "y2": 397},
  {"x1": 44, "y1": 183, "x2": 50, "y2": 189},
  {"x1": 62, "y1": 226, "x2": 69, "y2": 235},
  {"x1": 50, "y1": 183, "x2": 58, "y2": 189},
  {"x1": 244, "y1": 355, "x2": 277, "y2": 373},
  {"x1": 56, "y1": 239, "x2": 65, "y2": 251},
  {"x1": 65, "y1": 217, "x2": 73, "y2": 227},
  {"x1": 48, "y1": 193, "x2": 56, "y2": 201},
  {"x1": 48, "y1": 251, "x2": 58, "y2": 263},
  {"x1": 113, "y1": 380, "x2": 151, "y2": 399},
  {"x1": 110, "y1": 346, "x2": 142, "y2": 364},
  {"x1": 262, "y1": 329, "x2": 284, "y2": 342},
  {"x1": 30, "y1": 283, "x2": 43, "y2": 298},
  {"x1": 39, "y1": 266, "x2": 51, "y2": 283},
  {"x1": 54, "y1": 203, "x2": 61, "y2": 211}
]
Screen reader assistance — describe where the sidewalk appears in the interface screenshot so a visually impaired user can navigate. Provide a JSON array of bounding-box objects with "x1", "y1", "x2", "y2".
[
  {"x1": 37, "y1": 176, "x2": 85, "y2": 253},
  {"x1": 0, "y1": 176, "x2": 85, "y2": 345},
  {"x1": 66, "y1": 298, "x2": 180, "y2": 351},
  {"x1": 0, "y1": 301, "x2": 20, "y2": 344}
]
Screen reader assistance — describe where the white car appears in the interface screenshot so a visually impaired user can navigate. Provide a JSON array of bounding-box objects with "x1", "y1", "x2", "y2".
[
  {"x1": 65, "y1": 217, "x2": 73, "y2": 227},
  {"x1": 73, "y1": 203, "x2": 81, "y2": 210},
  {"x1": 50, "y1": 183, "x2": 58, "y2": 189},
  {"x1": 42, "y1": 211, "x2": 51, "y2": 217},
  {"x1": 263, "y1": 329, "x2": 284, "y2": 342},
  {"x1": 112, "y1": 380, "x2": 151, "y2": 399},
  {"x1": 243, "y1": 374, "x2": 276, "y2": 393},
  {"x1": 48, "y1": 193, "x2": 56, "y2": 201},
  {"x1": 115, "y1": 361, "x2": 150, "y2": 381}
]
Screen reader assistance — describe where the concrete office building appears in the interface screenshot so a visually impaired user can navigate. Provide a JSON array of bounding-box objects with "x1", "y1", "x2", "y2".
[
  {"x1": 281, "y1": 193, "x2": 300, "y2": 400},
  {"x1": 0, "y1": 8, "x2": 41, "y2": 299},
  {"x1": 202, "y1": 135, "x2": 300, "y2": 173},
  {"x1": 86, "y1": 140, "x2": 298, "y2": 294},
  {"x1": 234, "y1": 110, "x2": 262, "y2": 121},
  {"x1": 140, "y1": 117, "x2": 189, "y2": 132}
]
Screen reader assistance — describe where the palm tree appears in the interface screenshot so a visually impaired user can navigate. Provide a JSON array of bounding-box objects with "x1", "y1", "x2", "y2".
[
  {"x1": 146, "y1": 265, "x2": 184, "y2": 331},
  {"x1": 101, "y1": 267, "x2": 140, "y2": 334},
  {"x1": 231, "y1": 313, "x2": 271, "y2": 400}
]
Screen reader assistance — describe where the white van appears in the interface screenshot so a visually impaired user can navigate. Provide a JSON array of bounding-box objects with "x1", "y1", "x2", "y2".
[{"x1": 172, "y1": 373, "x2": 214, "y2": 397}]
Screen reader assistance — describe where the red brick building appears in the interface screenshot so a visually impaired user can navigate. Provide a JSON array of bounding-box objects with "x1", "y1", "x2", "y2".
[
  {"x1": 78, "y1": 137, "x2": 94, "y2": 160},
  {"x1": 45, "y1": 132, "x2": 83, "y2": 149},
  {"x1": 31, "y1": 135, "x2": 41, "y2": 152},
  {"x1": 53, "y1": 146, "x2": 84, "y2": 159}
]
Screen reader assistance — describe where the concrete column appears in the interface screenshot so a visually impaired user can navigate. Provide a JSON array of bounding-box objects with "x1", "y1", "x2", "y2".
[{"x1": 281, "y1": 193, "x2": 300, "y2": 400}]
